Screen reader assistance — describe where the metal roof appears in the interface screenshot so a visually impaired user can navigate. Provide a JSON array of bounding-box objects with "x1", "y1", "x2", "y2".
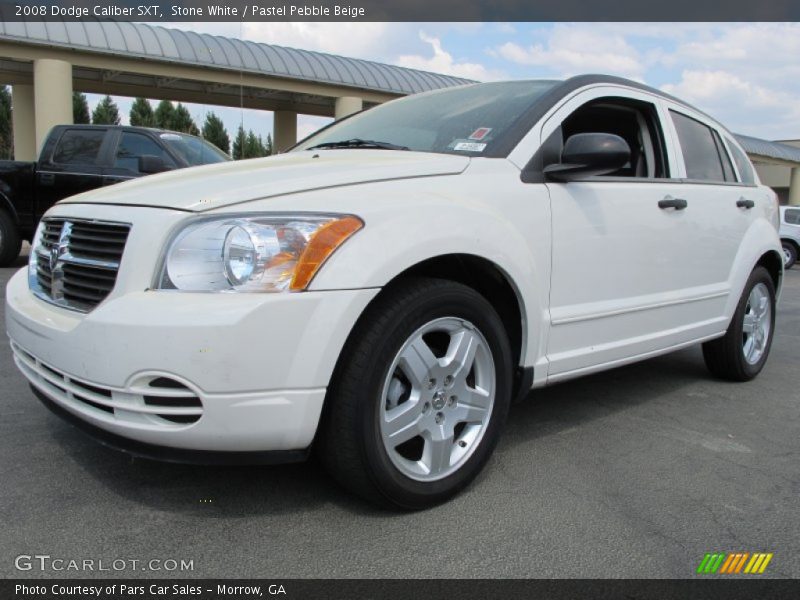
[
  {"x1": 0, "y1": 21, "x2": 474, "y2": 96},
  {"x1": 734, "y1": 134, "x2": 800, "y2": 165}
]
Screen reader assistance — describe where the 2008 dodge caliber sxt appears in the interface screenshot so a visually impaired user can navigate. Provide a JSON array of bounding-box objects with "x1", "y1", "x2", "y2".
[{"x1": 6, "y1": 75, "x2": 783, "y2": 509}]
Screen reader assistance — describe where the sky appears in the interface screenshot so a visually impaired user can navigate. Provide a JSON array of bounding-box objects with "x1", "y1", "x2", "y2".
[{"x1": 84, "y1": 22, "x2": 800, "y2": 146}]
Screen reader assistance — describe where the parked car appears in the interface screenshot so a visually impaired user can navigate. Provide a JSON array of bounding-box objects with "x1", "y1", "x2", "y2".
[
  {"x1": 0, "y1": 124, "x2": 230, "y2": 266},
  {"x1": 5, "y1": 75, "x2": 783, "y2": 509},
  {"x1": 779, "y1": 205, "x2": 800, "y2": 269}
]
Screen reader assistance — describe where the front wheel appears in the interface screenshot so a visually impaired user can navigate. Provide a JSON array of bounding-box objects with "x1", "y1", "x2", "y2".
[
  {"x1": 782, "y1": 242, "x2": 797, "y2": 270},
  {"x1": 702, "y1": 266, "x2": 776, "y2": 381},
  {"x1": 318, "y1": 278, "x2": 513, "y2": 509}
]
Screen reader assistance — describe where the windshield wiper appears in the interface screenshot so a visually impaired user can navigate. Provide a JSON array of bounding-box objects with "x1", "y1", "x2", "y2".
[{"x1": 306, "y1": 138, "x2": 409, "y2": 151}]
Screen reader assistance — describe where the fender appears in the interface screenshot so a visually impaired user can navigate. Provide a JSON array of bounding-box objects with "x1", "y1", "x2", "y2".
[
  {"x1": 305, "y1": 181, "x2": 551, "y2": 371},
  {"x1": 725, "y1": 217, "x2": 784, "y2": 319}
]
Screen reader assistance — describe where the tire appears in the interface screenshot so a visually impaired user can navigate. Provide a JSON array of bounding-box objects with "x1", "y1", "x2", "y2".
[
  {"x1": 782, "y1": 242, "x2": 797, "y2": 270},
  {"x1": 0, "y1": 209, "x2": 21, "y2": 267},
  {"x1": 317, "y1": 277, "x2": 513, "y2": 510},
  {"x1": 702, "y1": 266, "x2": 776, "y2": 382}
]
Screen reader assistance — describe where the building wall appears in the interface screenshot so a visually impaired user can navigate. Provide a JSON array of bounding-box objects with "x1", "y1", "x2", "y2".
[{"x1": 753, "y1": 139, "x2": 799, "y2": 205}]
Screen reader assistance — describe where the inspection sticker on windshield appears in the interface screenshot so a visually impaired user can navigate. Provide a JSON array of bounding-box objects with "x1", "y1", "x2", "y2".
[
  {"x1": 469, "y1": 127, "x2": 492, "y2": 141},
  {"x1": 454, "y1": 142, "x2": 487, "y2": 152}
]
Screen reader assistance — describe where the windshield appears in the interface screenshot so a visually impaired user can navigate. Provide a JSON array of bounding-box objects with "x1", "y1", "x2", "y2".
[
  {"x1": 160, "y1": 133, "x2": 231, "y2": 166},
  {"x1": 294, "y1": 81, "x2": 559, "y2": 157}
]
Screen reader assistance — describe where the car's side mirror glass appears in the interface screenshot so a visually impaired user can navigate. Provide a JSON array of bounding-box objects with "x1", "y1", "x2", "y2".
[
  {"x1": 543, "y1": 133, "x2": 631, "y2": 182},
  {"x1": 138, "y1": 155, "x2": 171, "y2": 174}
]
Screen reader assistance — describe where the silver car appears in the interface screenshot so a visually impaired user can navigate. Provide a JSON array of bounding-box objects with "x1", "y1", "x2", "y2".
[{"x1": 780, "y1": 206, "x2": 800, "y2": 269}]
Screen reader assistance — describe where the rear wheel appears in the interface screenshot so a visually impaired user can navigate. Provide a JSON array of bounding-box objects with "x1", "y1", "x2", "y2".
[
  {"x1": 317, "y1": 278, "x2": 513, "y2": 509},
  {"x1": 0, "y1": 209, "x2": 21, "y2": 267},
  {"x1": 702, "y1": 267, "x2": 776, "y2": 381},
  {"x1": 782, "y1": 241, "x2": 797, "y2": 270}
]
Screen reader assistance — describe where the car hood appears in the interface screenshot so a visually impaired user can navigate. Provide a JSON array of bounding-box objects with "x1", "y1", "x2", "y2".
[{"x1": 59, "y1": 150, "x2": 470, "y2": 212}]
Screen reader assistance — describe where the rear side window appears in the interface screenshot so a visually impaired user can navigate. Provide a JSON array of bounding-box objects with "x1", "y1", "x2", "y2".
[
  {"x1": 114, "y1": 132, "x2": 176, "y2": 172},
  {"x1": 669, "y1": 110, "x2": 728, "y2": 182},
  {"x1": 725, "y1": 138, "x2": 756, "y2": 185},
  {"x1": 52, "y1": 129, "x2": 106, "y2": 165},
  {"x1": 786, "y1": 209, "x2": 800, "y2": 225}
]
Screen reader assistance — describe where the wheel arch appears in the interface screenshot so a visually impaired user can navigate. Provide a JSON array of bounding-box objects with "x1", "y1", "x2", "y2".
[
  {"x1": 756, "y1": 249, "x2": 784, "y2": 294},
  {"x1": 781, "y1": 236, "x2": 800, "y2": 253}
]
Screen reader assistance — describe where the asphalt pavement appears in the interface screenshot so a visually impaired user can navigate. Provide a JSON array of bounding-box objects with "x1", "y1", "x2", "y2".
[{"x1": 1, "y1": 246, "x2": 798, "y2": 579}]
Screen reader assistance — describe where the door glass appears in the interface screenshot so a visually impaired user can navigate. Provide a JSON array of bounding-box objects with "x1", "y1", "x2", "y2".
[
  {"x1": 114, "y1": 132, "x2": 176, "y2": 172},
  {"x1": 785, "y1": 209, "x2": 800, "y2": 225},
  {"x1": 726, "y1": 138, "x2": 757, "y2": 185},
  {"x1": 52, "y1": 129, "x2": 105, "y2": 165},
  {"x1": 669, "y1": 110, "x2": 727, "y2": 182}
]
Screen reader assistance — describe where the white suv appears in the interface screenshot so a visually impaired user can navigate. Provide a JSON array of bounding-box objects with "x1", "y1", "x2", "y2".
[
  {"x1": 6, "y1": 75, "x2": 783, "y2": 509},
  {"x1": 780, "y1": 206, "x2": 800, "y2": 269}
]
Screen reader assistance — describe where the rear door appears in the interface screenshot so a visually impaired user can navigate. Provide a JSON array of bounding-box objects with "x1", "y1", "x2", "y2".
[
  {"x1": 663, "y1": 106, "x2": 767, "y2": 304},
  {"x1": 542, "y1": 87, "x2": 726, "y2": 381},
  {"x1": 35, "y1": 127, "x2": 111, "y2": 215}
]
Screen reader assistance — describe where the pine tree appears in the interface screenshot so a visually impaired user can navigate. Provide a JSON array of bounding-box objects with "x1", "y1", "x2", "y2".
[
  {"x1": 154, "y1": 100, "x2": 176, "y2": 130},
  {"x1": 201, "y1": 112, "x2": 230, "y2": 154},
  {"x1": 91, "y1": 95, "x2": 121, "y2": 125},
  {"x1": 129, "y1": 97, "x2": 155, "y2": 127},
  {"x1": 72, "y1": 92, "x2": 90, "y2": 124},
  {"x1": 0, "y1": 86, "x2": 12, "y2": 160},
  {"x1": 265, "y1": 133, "x2": 273, "y2": 156},
  {"x1": 171, "y1": 103, "x2": 199, "y2": 135},
  {"x1": 232, "y1": 124, "x2": 246, "y2": 160}
]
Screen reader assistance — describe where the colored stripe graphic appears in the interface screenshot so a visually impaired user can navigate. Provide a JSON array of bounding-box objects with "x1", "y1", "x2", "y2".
[{"x1": 698, "y1": 552, "x2": 773, "y2": 575}]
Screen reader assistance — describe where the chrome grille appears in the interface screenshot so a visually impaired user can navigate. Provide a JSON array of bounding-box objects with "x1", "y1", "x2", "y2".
[{"x1": 30, "y1": 218, "x2": 130, "y2": 312}]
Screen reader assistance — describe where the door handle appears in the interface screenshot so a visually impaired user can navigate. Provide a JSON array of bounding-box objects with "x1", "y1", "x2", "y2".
[
  {"x1": 39, "y1": 172, "x2": 55, "y2": 186},
  {"x1": 658, "y1": 197, "x2": 688, "y2": 210},
  {"x1": 736, "y1": 198, "x2": 755, "y2": 209}
]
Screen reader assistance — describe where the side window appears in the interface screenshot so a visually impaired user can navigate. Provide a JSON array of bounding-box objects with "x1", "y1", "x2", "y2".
[
  {"x1": 114, "y1": 132, "x2": 176, "y2": 172},
  {"x1": 669, "y1": 110, "x2": 728, "y2": 182},
  {"x1": 712, "y1": 131, "x2": 736, "y2": 182},
  {"x1": 785, "y1": 209, "x2": 800, "y2": 225},
  {"x1": 726, "y1": 138, "x2": 756, "y2": 185},
  {"x1": 559, "y1": 97, "x2": 668, "y2": 178},
  {"x1": 52, "y1": 129, "x2": 106, "y2": 165}
]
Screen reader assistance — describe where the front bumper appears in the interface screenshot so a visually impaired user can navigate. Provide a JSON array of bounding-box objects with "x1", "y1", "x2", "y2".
[{"x1": 6, "y1": 267, "x2": 378, "y2": 455}]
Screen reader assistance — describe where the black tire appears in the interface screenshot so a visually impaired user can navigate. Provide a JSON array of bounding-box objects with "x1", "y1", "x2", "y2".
[
  {"x1": 0, "y1": 209, "x2": 21, "y2": 267},
  {"x1": 702, "y1": 267, "x2": 776, "y2": 382},
  {"x1": 782, "y1": 242, "x2": 797, "y2": 270},
  {"x1": 317, "y1": 277, "x2": 513, "y2": 510}
]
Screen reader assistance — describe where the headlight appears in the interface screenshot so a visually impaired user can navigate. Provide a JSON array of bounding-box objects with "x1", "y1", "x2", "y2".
[{"x1": 156, "y1": 214, "x2": 363, "y2": 292}]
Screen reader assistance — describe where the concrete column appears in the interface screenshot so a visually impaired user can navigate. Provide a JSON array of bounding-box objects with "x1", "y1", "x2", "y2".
[
  {"x1": 334, "y1": 96, "x2": 363, "y2": 120},
  {"x1": 33, "y1": 58, "x2": 72, "y2": 154},
  {"x1": 272, "y1": 111, "x2": 297, "y2": 154},
  {"x1": 789, "y1": 167, "x2": 800, "y2": 206},
  {"x1": 11, "y1": 84, "x2": 35, "y2": 161}
]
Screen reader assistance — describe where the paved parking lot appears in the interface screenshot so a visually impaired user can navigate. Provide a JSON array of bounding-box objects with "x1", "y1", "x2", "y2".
[{"x1": 1, "y1": 247, "x2": 798, "y2": 579}]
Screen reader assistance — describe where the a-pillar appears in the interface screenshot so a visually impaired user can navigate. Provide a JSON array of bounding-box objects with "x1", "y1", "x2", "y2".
[
  {"x1": 11, "y1": 84, "x2": 35, "y2": 161},
  {"x1": 334, "y1": 96, "x2": 363, "y2": 120},
  {"x1": 788, "y1": 167, "x2": 800, "y2": 206},
  {"x1": 33, "y1": 58, "x2": 73, "y2": 154},
  {"x1": 273, "y1": 110, "x2": 297, "y2": 154}
]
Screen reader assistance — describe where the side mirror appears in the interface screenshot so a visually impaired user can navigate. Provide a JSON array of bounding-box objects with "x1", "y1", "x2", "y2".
[
  {"x1": 138, "y1": 155, "x2": 171, "y2": 174},
  {"x1": 543, "y1": 133, "x2": 631, "y2": 182}
]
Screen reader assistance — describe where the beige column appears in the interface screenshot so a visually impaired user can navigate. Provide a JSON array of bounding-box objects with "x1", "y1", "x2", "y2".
[
  {"x1": 789, "y1": 167, "x2": 800, "y2": 206},
  {"x1": 11, "y1": 84, "x2": 35, "y2": 161},
  {"x1": 33, "y1": 58, "x2": 73, "y2": 154},
  {"x1": 272, "y1": 110, "x2": 297, "y2": 154},
  {"x1": 334, "y1": 96, "x2": 363, "y2": 120}
]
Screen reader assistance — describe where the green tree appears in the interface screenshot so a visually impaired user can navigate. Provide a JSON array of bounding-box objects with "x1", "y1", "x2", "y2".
[
  {"x1": 265, "y1": 133, "x2": 273, "y2": 156},
  {"x1": 72, "y1": 92, "x2": 90, "y2": 124},
  {"x1": 171, "y1": 103, "x2": 199, "y2": 135},
  {"x1": 91, "y1": 95, "x2": 121, "y2": 125},
  {"x1": 0, "y1": 86, "x2": 12, "y2": 160},
  {"x1": 129, "y1": 97, "x2": 156, "y2": 127},
  {"x1": 154, "y1": 99, "x2": 175, "y2": 130},
  {"x1": 201, "y1": 112, "x2": 230, "y2": 154},
  {"x1": 232, "y1": 124, "x2": 246, "y2": 160}
]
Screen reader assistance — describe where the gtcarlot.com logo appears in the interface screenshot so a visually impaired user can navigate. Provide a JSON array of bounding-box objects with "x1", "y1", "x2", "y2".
[
  {"x1": 14, "y1": 554, "x2": 194, "y2": 572},
  {"x1": 697, "y1": 552, "x2": 773, "y2": 575}
]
